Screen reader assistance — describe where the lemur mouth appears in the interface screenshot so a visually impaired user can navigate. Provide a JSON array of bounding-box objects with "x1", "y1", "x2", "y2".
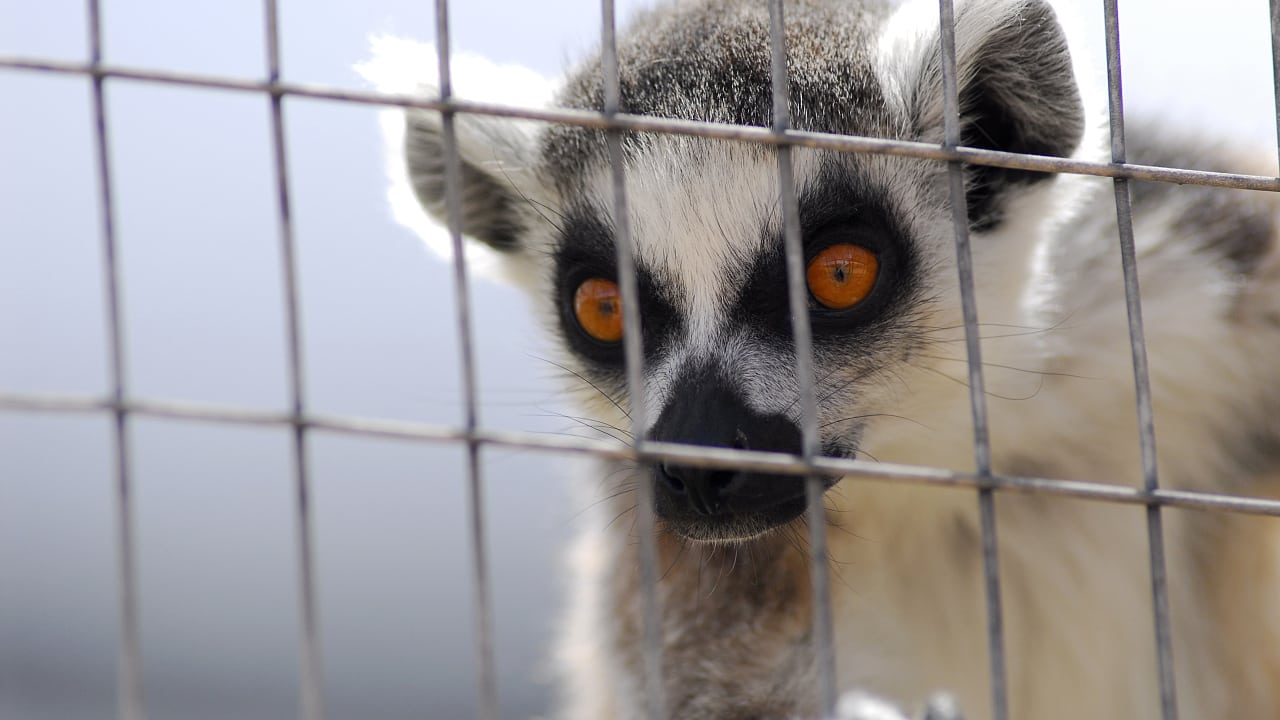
[
  {"x1": 652, "y1": 467, "x2": 841, "y2": 543},
  {"x1": 656, "y1": 492, "x2": 807, "y2": 543}
]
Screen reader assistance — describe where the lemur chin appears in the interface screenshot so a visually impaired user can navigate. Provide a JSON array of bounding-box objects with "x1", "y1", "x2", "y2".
[{"x1": 398, "y1": 0, "x2": 1280, "y2": 717}]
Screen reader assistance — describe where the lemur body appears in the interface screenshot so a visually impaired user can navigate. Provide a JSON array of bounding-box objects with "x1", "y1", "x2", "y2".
[{"x1": 402, "y1": 0, "x2": 1280, "y2": 717}]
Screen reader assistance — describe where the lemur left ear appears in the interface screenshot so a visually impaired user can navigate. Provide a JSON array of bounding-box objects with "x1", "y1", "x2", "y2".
[
  {"x1": 890, "y1": 0, "x2": 1086, "y2": 229},
  {"x1": 405, "y1": 108, "x2": 542, "y2": 252}
]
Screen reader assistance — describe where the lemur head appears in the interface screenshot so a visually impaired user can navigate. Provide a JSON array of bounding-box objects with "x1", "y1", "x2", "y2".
[{"x1": 406, "y1": 0, "x2": 1093, "y2": 542}]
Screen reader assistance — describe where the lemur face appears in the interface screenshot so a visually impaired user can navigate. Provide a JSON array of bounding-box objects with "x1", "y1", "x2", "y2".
[
  {"x1": 547, "y1": 140, "x2": 940, "y2": 540},
  {"x1": 406, "y1": 0, "x2": 1085, "y2": 542}
]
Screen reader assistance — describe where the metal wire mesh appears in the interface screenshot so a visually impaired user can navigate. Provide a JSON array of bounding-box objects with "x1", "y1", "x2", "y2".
[
  {"x1": 766, "y1": 0, "x2": 838, "y2": 712},
  {"x1": 934, "y1": 2, "x2": 1008, "y2": 715},
  {"x1": 1099, "y1": 4, "x2": 1177, "y2": 717},
  {"x1": 3, "y1": 1, "x2": 1280, "y2": 719},
  {"x1": 598, "y1": 2, "x2": 667, "y2": 717}
]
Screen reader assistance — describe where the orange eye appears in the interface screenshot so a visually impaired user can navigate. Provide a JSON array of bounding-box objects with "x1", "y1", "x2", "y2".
[
  {"x1": 573, "y1": 278, "x2": 624, "y2": 343},
  {"x1": 806, "y1": 244, "x2": 879, "y2": 310}
]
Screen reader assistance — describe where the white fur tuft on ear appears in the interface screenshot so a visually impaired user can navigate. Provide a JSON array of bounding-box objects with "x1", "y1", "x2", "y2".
[{"x1": 356, "y1": 36, "x2": 556, "y2": 277}]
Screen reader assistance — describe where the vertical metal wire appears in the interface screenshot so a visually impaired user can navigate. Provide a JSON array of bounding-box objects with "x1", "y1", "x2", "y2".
[
  {"x1": 1270, "y1": 0, "x2": 1280, "y2": 172},
  {"x1": 764, "y1": 1, "x2": 836, "y2": 715},
  {"x1": 432, "y1": 3, "x2": 499, "y2": 719},
  {"x1": 1100, "y1": 2, "x2": 1178, "y2": 718},
  {"x1": 262, "y1": 2, "x2": 326, "y2": 718},
  {"x1": 935, "y1": 3, "x2": 1007, "y2": 719},
  {"x1": 85, "y1": 2, "x2": 146, "y2": 718},
  {"x1": 599, "y1": 2, "x2": 665, "y2": 717}
]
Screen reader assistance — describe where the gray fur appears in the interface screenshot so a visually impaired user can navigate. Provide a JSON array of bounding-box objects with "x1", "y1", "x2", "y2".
[
  {"x1": 542, "y1": 0, "x2": 892, "y2": 192},
  {"x1": 911, "y1": 0, "x2": 1085, "y2": 227},
  {"x1": 540, "y1": 0, "x2": 1083, "y2": 224},
  {"x1": 404, "y1": 120, "x2": 523, "y2": 250},
  {"x1": 404, "y1": 108, "x2": 544, "y2": 252},
  {"x1": 404, "y1": 0, "x2": 1089, "y2": 249},
  {"x1": 1126, "y1": 125, "x2": 1276, "y2": 277}
]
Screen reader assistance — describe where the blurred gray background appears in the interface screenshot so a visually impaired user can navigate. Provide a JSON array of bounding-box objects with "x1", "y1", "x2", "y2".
[{"x1": 0, "y1": 1, "x2": 1275, "y2": 718}]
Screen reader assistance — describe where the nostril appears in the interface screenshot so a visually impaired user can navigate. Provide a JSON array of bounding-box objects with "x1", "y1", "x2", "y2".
[
  {"x1": 658, "y1": 465, "x2": 687, "y2": 494},
  {"x1": 658, "y1": 463, "x2": 735, "y2": 516}
]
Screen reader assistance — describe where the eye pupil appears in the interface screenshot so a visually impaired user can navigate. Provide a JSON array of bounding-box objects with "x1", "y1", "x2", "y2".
[{"x1": 806, "y1": 243, "x2": 878, "y2": 310}]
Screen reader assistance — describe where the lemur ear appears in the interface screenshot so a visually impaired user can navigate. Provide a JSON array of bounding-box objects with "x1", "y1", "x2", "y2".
[
  {"x1": 405, "y1": 108, "x2": 541, "y2": 252},
  {"x1": 892, "y1": 0, "x2": 1086, "y2": 229}
]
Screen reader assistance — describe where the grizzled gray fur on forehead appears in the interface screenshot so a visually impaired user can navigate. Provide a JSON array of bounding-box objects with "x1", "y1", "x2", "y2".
[
  {"x1": 542, "y1": 0, "x2": 893, "y2": 189},
  {"x1": 404, "y1": 0, "x2": 1087, "y2": 250}
]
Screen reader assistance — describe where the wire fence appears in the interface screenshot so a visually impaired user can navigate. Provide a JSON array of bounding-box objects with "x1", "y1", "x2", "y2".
[{"x1": 3, "y1": 0, "x2": 1280, "y2": 719}]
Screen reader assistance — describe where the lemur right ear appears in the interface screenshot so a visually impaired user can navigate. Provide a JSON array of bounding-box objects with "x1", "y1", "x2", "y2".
[
  {"x1": 405, "y1": 107, "x2": 541, "y2": 252},
  {"x1": 884, "y1": 0, "x2": 1087, "y2": 228}
]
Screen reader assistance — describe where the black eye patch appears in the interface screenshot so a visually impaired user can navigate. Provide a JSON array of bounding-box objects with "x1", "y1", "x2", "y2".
[
  {"x1": 728, "y1": 159, "x2": 918, "y2": 345},
  {"x1": 552, "y1": 208, "x2": 684, "y2": 369}
]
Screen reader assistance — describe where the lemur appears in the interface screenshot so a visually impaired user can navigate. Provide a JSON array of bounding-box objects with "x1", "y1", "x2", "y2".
[{"x1": 399, "y1": 0, "x2": 1280, "y2": 717}]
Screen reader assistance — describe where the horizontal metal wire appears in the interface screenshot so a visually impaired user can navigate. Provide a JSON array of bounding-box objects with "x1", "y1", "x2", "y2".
[
  {"x1": 3, "y1": 55, "x2": 1279, "y2": 193},
  {"x1": 6, "y1": 390, "x2": 1280, "y2": 518}
]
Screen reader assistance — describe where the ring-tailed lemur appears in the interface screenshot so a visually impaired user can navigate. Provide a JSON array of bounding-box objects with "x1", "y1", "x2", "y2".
[{"x1": 400, "y1": 0, "x2": 1280, "y2": 717}]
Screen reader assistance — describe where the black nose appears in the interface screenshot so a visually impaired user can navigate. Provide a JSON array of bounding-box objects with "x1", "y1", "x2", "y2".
[{"x1": 649, "y1": 368, "x2": 806, "y2": 523}]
